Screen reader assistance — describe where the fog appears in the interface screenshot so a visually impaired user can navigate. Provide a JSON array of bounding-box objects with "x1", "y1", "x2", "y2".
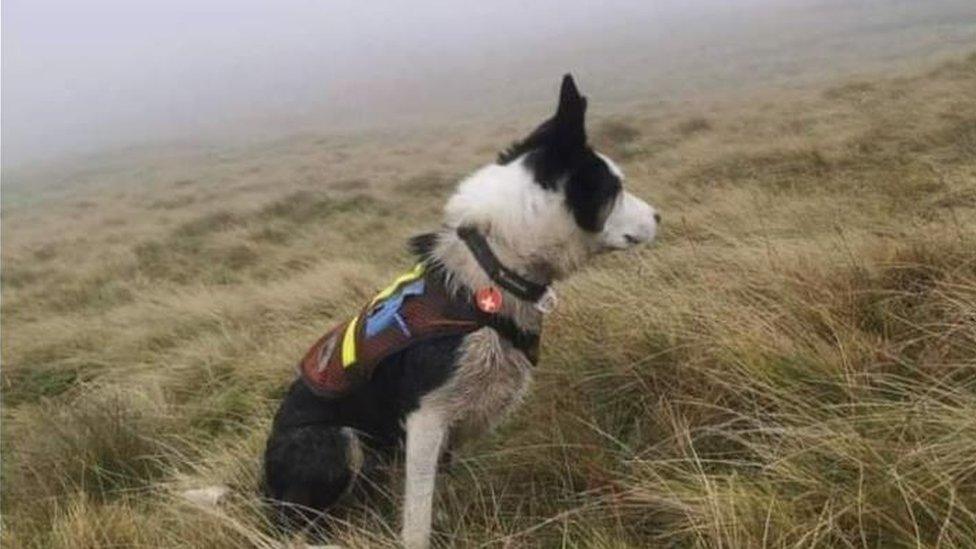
[{"x1": 3, "y1": 0, "x2": 974, "y2": 167}]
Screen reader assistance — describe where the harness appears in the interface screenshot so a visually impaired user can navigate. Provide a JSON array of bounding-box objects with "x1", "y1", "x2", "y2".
[{"x1": 298, "y1": 240, "x2": 546, "y2": 398}]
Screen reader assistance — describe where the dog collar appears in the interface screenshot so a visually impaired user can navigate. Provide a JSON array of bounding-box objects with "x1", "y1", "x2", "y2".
[{"x1": 456, "y1": 226, "x2": 557, "y2": 313}]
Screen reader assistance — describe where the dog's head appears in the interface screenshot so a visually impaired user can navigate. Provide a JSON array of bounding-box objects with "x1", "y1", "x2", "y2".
[{"x1": 444, "y1": 74, "x2": 658, "y2": 279}]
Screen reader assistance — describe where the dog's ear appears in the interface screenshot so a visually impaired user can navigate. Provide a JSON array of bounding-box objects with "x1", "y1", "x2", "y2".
[
  {"x1": 496, "y1": 74, "x2": 590, "y2": 185},
  {"x1": 552, "y1": 74, "x2": 587, "y2": 151},
  {"x1": 555, "y1": 74, "x2": 587, "y2": 126}
]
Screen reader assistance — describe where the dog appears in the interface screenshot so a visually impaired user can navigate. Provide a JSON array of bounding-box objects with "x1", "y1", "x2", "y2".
[{"x1": 262, "y1": 74, "x2": 658, "y2": 548}]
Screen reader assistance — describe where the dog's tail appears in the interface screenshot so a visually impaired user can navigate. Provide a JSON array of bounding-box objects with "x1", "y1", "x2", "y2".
[
  {"x1": 177, "y1": 484, "x2": 347, "y2": 548},
  {"x1": 179, "y1": 484, "x2": 231, "y2": 507}
]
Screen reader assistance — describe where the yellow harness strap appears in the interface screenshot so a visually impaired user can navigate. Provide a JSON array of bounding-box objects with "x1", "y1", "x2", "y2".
[
  {"x1": 370, "y1": 263, "x2": 426, "y2": 306},
  {"x1": 340, "y1": 263, "x2": 427, "y2": 368}
]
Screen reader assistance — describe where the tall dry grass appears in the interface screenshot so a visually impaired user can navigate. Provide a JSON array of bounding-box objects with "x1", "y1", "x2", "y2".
[{"x1": 2, "y1": 53, "x2": 975, "y2": 547}]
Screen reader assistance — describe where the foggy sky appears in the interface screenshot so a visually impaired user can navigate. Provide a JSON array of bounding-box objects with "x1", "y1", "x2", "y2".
[{"x1": 3, "y1": 0, "x2": 975, "y2": 167}]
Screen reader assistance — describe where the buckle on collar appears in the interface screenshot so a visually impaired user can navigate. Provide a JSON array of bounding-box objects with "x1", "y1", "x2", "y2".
[{"x1": 534, "y1": 287, "x2": 558, "y2": 314}]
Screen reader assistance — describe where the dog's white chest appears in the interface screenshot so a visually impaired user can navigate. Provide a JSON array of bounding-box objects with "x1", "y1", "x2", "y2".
[{"x1": 422, "y1": 328, "x2": 533, "y2": 443}]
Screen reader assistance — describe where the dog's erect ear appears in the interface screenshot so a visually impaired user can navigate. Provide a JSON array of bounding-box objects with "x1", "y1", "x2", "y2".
[
  {"x1": 553, "y1": 74, "x2": 587, "y2": 150},
  {"x1": 496, "y1": 73, "x2": 590, "y2": 183},
  {"x1": 556, "y1": 74, "x2": 587, "y2": 123}
]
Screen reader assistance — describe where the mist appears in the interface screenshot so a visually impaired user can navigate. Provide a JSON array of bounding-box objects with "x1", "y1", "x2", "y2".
[{"x1": 3, "y1": 0, "x2": 974, "y2": 167}]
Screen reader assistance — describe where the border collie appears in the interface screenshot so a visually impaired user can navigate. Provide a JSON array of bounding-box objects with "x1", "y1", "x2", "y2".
[{"x1": 261, "y1": 74, "x2": 658, "y2": 548}]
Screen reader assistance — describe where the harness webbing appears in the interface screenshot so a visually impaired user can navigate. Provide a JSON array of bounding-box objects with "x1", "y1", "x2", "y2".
[
  {"x1": 299, "y1": 262, "x2": 542, "y2": 399},
  {"x1": 341, "y1": 263, "x2": 427, "y2": 368},
  {"x1": 370, "y1": 263, "x2": 426, "y2": 306}
]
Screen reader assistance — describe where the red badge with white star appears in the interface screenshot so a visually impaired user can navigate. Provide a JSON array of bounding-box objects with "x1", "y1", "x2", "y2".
[{"x1": 475, "y1": 286, "x2": 503, "y2": 313}]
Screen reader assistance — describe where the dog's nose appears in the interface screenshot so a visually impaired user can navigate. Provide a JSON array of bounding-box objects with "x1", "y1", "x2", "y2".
[{"x1": 653, "y1": 212, "x2": 662, "y2": 224}]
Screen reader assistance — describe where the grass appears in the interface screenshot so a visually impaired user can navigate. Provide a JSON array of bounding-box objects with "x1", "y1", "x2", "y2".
[{"x1": 2, "y1": 53, "x2": 975, "y2": 547}]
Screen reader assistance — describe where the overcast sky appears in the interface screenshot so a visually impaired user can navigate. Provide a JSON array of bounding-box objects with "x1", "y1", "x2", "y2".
[{"x1": 3, "y1": 0, "x2": 974, "y2": 167}]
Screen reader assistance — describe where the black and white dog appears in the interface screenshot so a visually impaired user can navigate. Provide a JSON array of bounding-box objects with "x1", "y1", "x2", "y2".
[{"x1": 262, "y1": 75, "x2": 658, "y2": 548}]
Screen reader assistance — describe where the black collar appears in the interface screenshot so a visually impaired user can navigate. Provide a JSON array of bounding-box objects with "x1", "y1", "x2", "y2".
[{"x1": 456, "y1": 226, "x2": 551, "y2": 306}]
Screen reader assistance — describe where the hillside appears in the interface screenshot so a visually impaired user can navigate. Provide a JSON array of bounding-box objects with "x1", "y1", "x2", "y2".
[{"x1": 2, "y1": 52, "x2": 975, "y2": 547}]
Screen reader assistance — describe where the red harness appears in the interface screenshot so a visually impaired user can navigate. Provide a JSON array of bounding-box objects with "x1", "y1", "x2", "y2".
[{"x1": 298, "y1": 265, "x2": 539, "y2": 398}]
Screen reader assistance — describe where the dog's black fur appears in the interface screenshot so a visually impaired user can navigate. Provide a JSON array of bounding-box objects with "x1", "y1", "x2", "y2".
[
  {"x1": 262, "y1": 235, "x2": 462, "y2": 528},
  {"x1": 499, "y1": 75, "x2": 621, "y2": 232},
  {"x1": 264, "y1": 337, "x2": 463, "y2": 528},
  {"x1": 262, "y1": 74, "x2": 633, "y2": 535}
]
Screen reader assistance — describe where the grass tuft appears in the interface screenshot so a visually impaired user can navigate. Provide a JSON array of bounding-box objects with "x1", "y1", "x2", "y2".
[{"x1": 2, "y1": 53, "x2": 975, "y2": 547}]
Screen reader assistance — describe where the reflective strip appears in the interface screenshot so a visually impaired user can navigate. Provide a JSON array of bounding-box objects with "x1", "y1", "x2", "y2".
[
  {"x1": 343, "y1": 263, "x2": 426, "y2": 369},
  {"x1": 341, "y1": 315, "x2": 360, "y2": 368},
  {"x1": 370, "y1": 263, "x2": 426, "y2": 306}
]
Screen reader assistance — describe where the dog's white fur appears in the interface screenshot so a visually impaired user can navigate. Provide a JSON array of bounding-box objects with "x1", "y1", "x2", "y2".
[
  {"x1": 597, "y1": 155, "x2": 658, "y2": 250},
  {"x1": 401, "y1": 154, "x2": 656, "y2": 548},
  {"x1": 403, "y1": 406, "x2": 448, "y2": 549},
  {"x1": 179, "y1": 485, "x2": 230, "y2": 507},
  {"x1": 423, "y1": 155, "x2": 657, "y2": 333},
  {"x1": 444, "y1": 156, "x2": 657, "y2": 278},
  {"x1": 185, "y1": 77, "x2": 658, "y2": 549},
  {"x1": 182, "y1": 152, "x2": 655, "y2": 549}
]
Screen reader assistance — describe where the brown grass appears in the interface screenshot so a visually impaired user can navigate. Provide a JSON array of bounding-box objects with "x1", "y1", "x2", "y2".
[{"x1": 2, "y1": 53, "x2": 975, "y2": 547}]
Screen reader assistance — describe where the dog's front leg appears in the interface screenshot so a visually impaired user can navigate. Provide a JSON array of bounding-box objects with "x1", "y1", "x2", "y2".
[{"x1": 402, "y1": 406, "x2": 447, "y2": 549}]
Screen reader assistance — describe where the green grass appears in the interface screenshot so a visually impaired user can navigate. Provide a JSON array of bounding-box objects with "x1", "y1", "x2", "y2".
[{"x1": 1, "y1": 53, "x2": 975, "y2": 548}]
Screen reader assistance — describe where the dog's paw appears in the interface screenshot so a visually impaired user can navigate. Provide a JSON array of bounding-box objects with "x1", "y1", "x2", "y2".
[{"x1": 178, "y1": 485, "x2": 230, "y2": 507}]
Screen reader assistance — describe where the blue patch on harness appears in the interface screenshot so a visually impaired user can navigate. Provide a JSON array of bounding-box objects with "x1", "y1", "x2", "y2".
[{"x1": 364, "y1": 279, "x2": 425, "y2": 338}]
